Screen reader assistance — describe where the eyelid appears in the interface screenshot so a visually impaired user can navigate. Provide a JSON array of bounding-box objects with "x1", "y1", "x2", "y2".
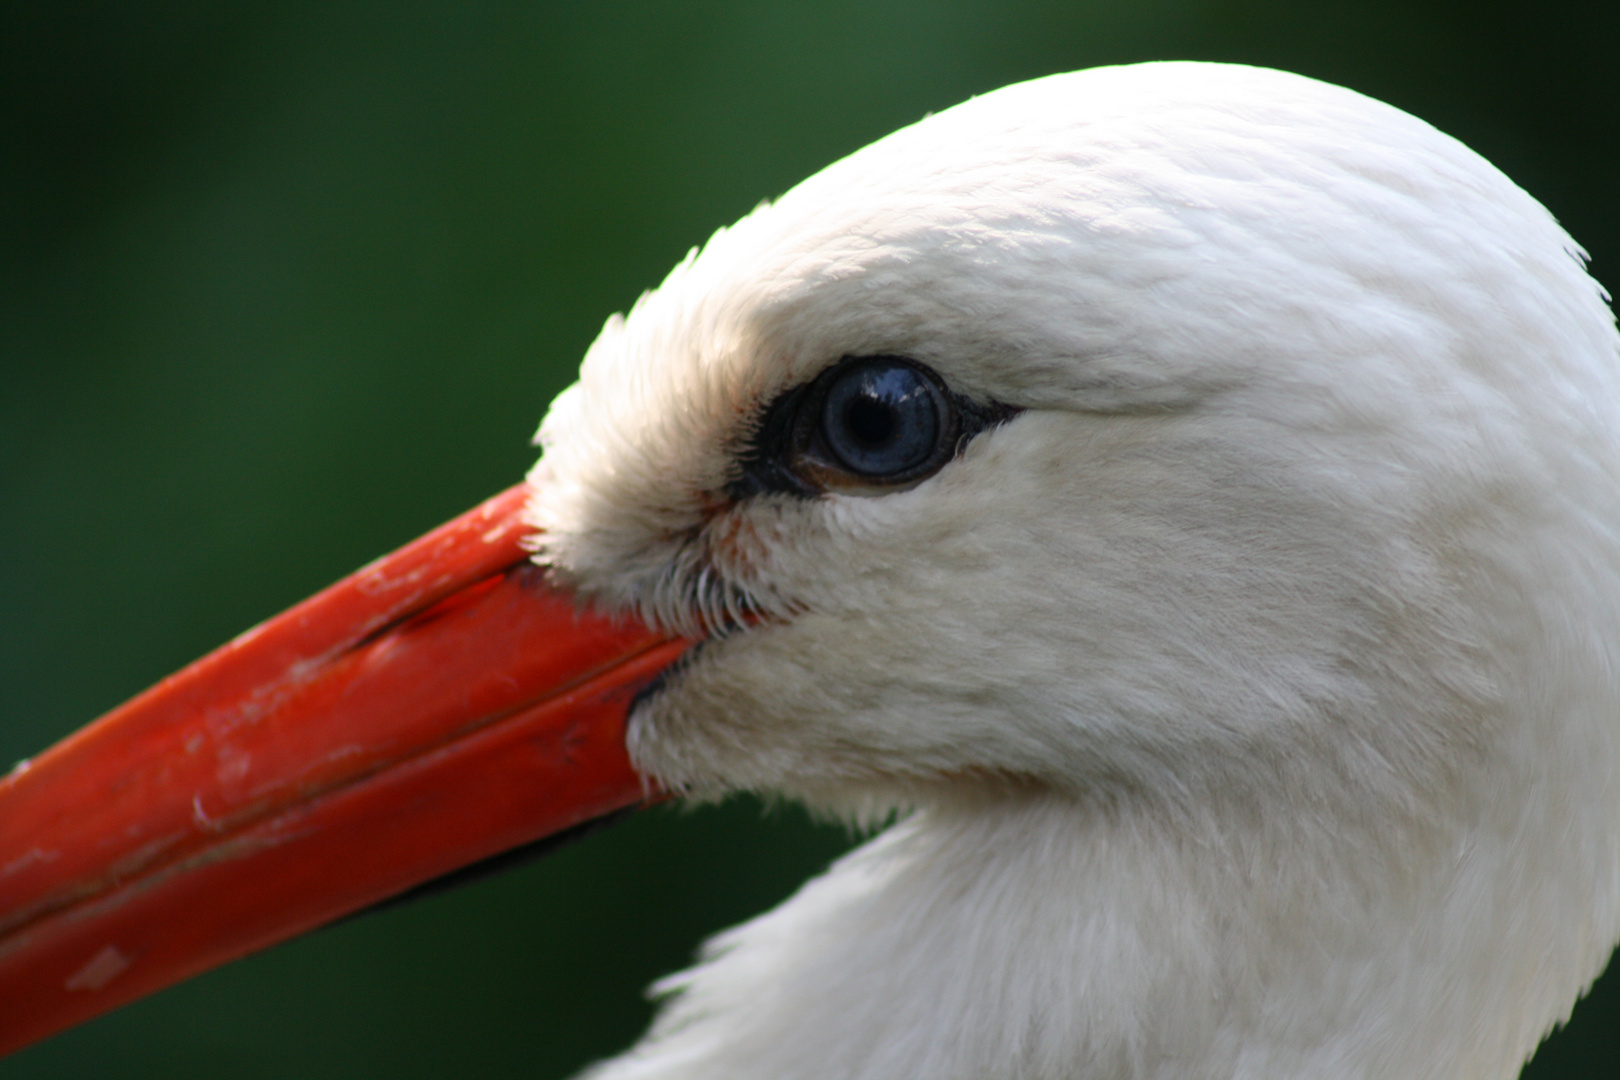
[
  {"x1": 794, "y1": 360, "x2": 953, "y2": 490},
  {"x1": 728, "y1": 356, "x2": 1021, "y2": 501}
]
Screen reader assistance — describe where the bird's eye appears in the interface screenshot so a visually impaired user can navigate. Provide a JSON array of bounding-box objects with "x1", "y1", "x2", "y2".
[
  {"x1": 730, "y1": 354, "x2": 1015, "y2": 499},
  {"x1": 818, "y1": 359, "x2": 947, "y2": 479}
]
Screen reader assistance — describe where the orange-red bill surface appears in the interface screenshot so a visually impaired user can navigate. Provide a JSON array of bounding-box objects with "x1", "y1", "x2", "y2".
[{"x1": 0, "y1": 485, "x2": 689, "y2": 1055}]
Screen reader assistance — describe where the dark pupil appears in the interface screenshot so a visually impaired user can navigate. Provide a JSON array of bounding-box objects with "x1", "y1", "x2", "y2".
[
  {"x1": 845, "y1": 396, "x2": 897, "y2": 448},
  {"x1": 820, "y1": 360, "x2": 942, "y2": 477}
]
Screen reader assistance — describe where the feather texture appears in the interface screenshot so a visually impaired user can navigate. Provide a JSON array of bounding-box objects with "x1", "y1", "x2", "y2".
[{"x1": 527, "y1": 62, "x2": 1620, "y2": 1079}]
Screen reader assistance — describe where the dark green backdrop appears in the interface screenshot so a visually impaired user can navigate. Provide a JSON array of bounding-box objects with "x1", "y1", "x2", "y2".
[{"x1": 2, "y1": 2, "x2": 1616, "y2": 1077}]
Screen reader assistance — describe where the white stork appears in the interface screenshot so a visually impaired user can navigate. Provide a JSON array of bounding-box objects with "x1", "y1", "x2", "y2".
[{"x1": 1, "y1": 61, "x2": 1617, "y2": 1080}]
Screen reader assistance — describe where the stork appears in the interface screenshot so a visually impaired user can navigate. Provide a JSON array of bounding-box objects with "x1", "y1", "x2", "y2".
[{"x1": 2, "y1": 61, "x2": 1618, "y2": 1079}]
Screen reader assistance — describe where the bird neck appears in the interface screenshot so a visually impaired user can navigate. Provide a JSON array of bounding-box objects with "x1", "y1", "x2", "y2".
[{"x1": 593, "y1": 774, "x2": 1613, "y2": 1080}]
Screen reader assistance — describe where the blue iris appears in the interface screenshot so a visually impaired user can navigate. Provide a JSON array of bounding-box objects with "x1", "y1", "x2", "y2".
[{"x1": 820, "y1": 359, "x2": 944, "y2": 478}]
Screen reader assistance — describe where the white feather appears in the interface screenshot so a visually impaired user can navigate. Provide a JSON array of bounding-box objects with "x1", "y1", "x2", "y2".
[{"x1": 527, "y1": 62, "x2": 1620, "y2": 1079}]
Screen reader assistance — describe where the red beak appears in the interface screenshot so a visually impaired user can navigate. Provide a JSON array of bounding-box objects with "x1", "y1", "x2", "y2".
[{"x1": 0, "y1": 485, "x2": 689, "y2": 1055}]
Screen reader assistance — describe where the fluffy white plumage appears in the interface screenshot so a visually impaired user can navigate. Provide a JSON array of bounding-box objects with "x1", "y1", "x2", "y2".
[{"x1": 526, "y1": 63, "x2": 1620, "y2": 1079}]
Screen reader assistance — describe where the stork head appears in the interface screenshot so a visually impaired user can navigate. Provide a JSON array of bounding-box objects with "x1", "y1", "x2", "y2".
[
  {"x1": 515, "y1": 63, "x2": 1620, "y2": 1079},
  {"x1": 5, "y1": 61, "x2": 1618, "y2": 1078},
  {"x1": 530, "y1": 61, "x2": 1620, "y2": 830}
]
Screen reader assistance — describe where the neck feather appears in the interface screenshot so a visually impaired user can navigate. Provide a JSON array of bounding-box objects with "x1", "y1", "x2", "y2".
[{"x1": 586, "y1": 759, "x2": 1616, "y2": 1080}]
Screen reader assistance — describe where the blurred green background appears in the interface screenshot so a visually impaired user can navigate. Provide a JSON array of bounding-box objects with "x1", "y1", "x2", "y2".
[{"x1": 2, "y1": 1, "x2": 1616, "y2": 1077}]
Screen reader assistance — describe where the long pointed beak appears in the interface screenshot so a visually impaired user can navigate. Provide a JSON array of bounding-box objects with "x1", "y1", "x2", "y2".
[{"x1": 0, "y1": 485, "x2": 689, "y2": 1055}]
